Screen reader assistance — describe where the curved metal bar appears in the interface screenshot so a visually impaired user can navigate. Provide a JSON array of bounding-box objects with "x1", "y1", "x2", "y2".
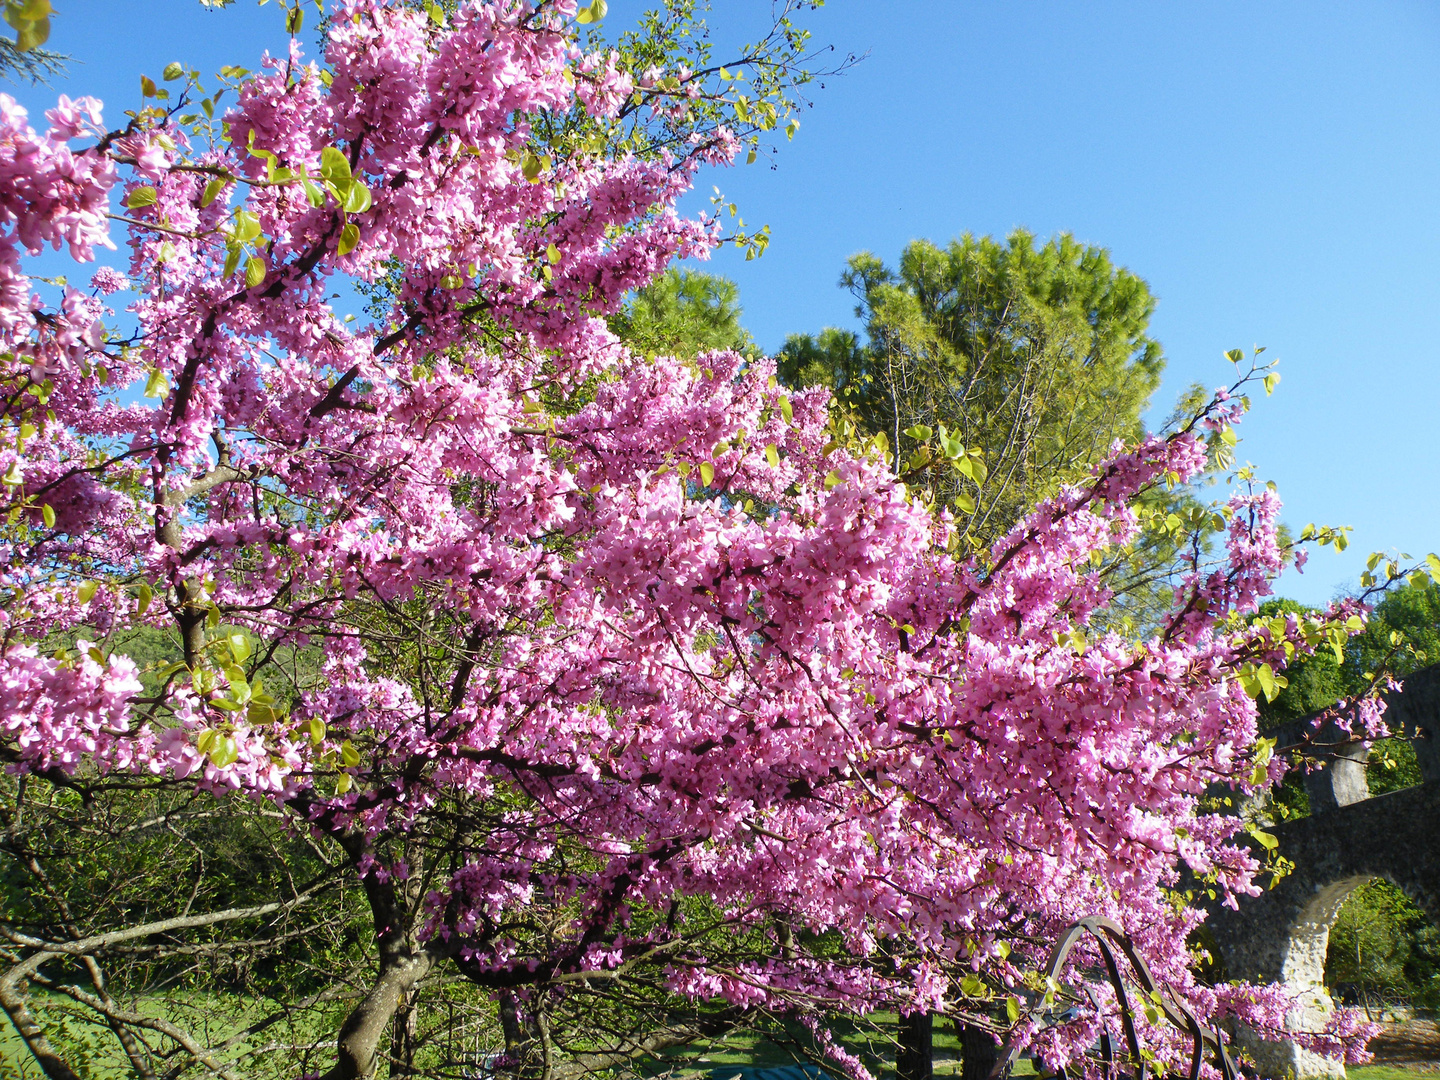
[
  {"x1": 983, "y1": 917, "x2": 1239, "y2": 1080},
  {"x1": 1092, "y1": 932, "x2": 1146, "y2": 1080}
]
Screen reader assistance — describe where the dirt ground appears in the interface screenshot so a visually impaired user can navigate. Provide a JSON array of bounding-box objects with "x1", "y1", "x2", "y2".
[{"x1": 1368, "y1": 1020, "x2": 1440, "y2": 1069}]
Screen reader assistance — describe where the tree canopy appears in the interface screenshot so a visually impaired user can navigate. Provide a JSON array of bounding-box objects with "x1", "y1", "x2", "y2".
[
  {"x1": 608, "y1": 267, "x2": 754, "y2": 360},
  {"x1": 780, "y1": 230, "x2": 1166, "y2": 545}
]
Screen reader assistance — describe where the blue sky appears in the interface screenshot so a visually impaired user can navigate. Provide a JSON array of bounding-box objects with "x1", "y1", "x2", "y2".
[{"x1": 13, "y1": 1, "x2": 1440, "y2": 606}]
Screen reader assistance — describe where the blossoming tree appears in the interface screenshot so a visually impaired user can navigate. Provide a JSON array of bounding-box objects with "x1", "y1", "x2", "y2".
[{"x1": 0, "y1": 2, "x2": 1380, "y2": 1078}]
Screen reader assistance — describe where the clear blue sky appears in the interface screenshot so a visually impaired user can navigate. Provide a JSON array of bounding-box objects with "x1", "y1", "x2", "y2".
[{"x1": 13, "y1": 1, "x2": 1440, "y2": 606}]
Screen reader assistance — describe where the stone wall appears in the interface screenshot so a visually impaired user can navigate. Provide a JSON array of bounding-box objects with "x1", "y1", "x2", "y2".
[{"x1": 1205, "y1": 664, "x2": 1440, "y2": 1079}]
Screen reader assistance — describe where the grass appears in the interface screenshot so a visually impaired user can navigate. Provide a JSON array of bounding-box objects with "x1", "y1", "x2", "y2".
[
  {"x1": 7, "y1": 997, "x2": 1423, "y2": 1080},
  {"x1": 0, "y1": 991, "x2": 341, "y2": 1079},
  {"x1": 650, "y1": 1012, "x2": 1037, "y2": 1080}
]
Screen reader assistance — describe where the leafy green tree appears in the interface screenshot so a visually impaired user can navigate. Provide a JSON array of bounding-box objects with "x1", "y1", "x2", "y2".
[
  {"x1": 778, "y1": 231, "x2": 1248, "y2": 640},
  {"x1": 779, "y1": 230, "x2": 1166, "y2": 544},
  {"x1": 1326, "y1": 879, "x2": 1440, "y2": 1012},
  {"x1": 609, "y1": 268, "x2": 755, "y2": 360}
]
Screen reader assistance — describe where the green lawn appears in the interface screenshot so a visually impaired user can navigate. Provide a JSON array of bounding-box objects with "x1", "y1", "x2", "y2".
[
  {"x1": 8, "y1": 999, "x2": 1421, "y2": 1080},
  {"x1": 652, "y1": 1013, "x2": 1038, "y2": 1080}
]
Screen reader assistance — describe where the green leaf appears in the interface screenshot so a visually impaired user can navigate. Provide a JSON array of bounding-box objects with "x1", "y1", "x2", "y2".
[
  {"x1": 41, "y1": 503, "x2": 55, "y2": 528},
  {"x1": 223, "y1": 244, "x2": 242, "y2": 279},
  {"x1": 699, "y1": 461, "x2": 715, "y2": 488},
  {"x1": 779, "y1": 395, "x2": 793, "y2": 424},
  {"x1": 960, "y1": 974, "x2": 984, "y2": 997},
  {"x1": 210, "y1": 735, "x2": 239, "y2": 766},
  {"x1": 1256, "y1": 662, "x2": 1279, "y2": 702},
  {"x1": 195, "y1": 729, "x2": 217, "y2": 755},
  {"x1": 244, "y1": 256, "x2": 266, "y2": 288},
  {"x1": 765, "y1": 443, "x2": 779, "y2": 468},
  {"x1": 966, "y1": 453, "x2": 988, "y2": 485},
  {"x1": 143, "y1": 368, "x2": 169, "y2": 399},
  {"x1": 200, "y1": 177, "x2": 226, "y2": 208},
  {"x1": 76, "y1": 580, "x2": 98, "y2": 604},
  {"x1": 318, "y1": 146, "x2": 351, "y2": 183},
  {"x1": 135, "y1": 581, "x2": 152, "y2": 616},
  {"x1": 340, "y1": 179, "x2": 372, "y2": 214},
  {"x1": 9, "y1": 0, "x2": 52, "y2": 23},
  {"x1": 576, "y1": 0, "x2": 606, "y2": 23},
  {"x1": 162, "y1": 61, "x2": 185, "y2": 81},
  {"x1": 224, "y1": 663, "x2": 249, "y2": 694},
  {"x1": 823, "y1": 470, "x2": 841, "y2": 490},
  {"x1": 1219, "y1": 425, "x2": 1238, "y2": 448},
  {"x1": 1250, "y1": 825, "x2": 1279, "y2": 851},
  {"x1": 124, "y1": 186, "x2": 158, "y2": 209},
  {"x1": 13, "y1": 15, "x2": 46, "y2": 50},
  {"x1": 904, "y1": 425, "x2": 933, "y2": 442},
  {"x1": 1263, "y1": 371, "x2": 1281, "y2": 395},
  {"x1": 231, "y1": 209, "x2": 261, "y2": 244},
  {"x1": 140, "y1": 75, "x2": 157, "y2": 98},
  {"x1": 1005, "y1": 995, "x2": 1021, "y2": 1023},
  {"x1": 337, "y1": 222, "x2": 360, "y2": 256},
  {"x1": 340, "y1": 740, "x2": 361, "y2": 767},
  {"x1": 520, "y1": 151, "x2": 542, "y2": 181},
  {"x1": 286, "y1": 4, "x2": 303, "y2": 33},
  {"x1": 1426, "y1": 553, "x2": 1440, "y2": 582},
  {"x1": 309, "y1": 717, "x2": 326, "y2": 747},
  {"x1": 1, "y1": 461, "x2": 20, "y2": 486},
  {"x1": 955, "y1": 491, "x2": 976, "y2": 514},
  {"x1": 227, "y1": 632, "x2": 251, "y2": 662},
  {"x1": 546, "y1": 243, "x2": 561, "y2": 264},
  {"x1": 301, "y1": 177, "x2": 325, "y2": 208}
]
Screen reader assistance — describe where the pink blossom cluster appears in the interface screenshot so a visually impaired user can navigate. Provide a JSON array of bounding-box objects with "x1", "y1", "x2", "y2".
[{"x1": 0, "y1": 2, "x2": 1378, "y2": 1075}]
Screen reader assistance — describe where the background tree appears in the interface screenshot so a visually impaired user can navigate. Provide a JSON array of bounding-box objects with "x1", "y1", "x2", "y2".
[
  {"x1": 779, "y1": 230, "x2": 1165, "y2": 543},
  {"x1": 608, "y1": 267, "x2": 754, "y2": 360},
  {"x1": 778, "y1": 230, "x2": 1246, "y2": 642}
]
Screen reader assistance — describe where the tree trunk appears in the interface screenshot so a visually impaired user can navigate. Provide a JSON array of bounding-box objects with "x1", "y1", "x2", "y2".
[
  {"x1": 896, "y1": 1011, "x2": 933, "y2": 1080},
  {"x1": 322, "y1": 953, "x2": 433, "y2": 1080},
  {"x1": 499, "y1": 990, "x2": 527, "y2": 1055},
  {"x1": 389, "y1": 987, "x2": 418, "y2": 1077},
  {"x1": 960, "y1": 1023, "x2": 998, "y2": 1080}
]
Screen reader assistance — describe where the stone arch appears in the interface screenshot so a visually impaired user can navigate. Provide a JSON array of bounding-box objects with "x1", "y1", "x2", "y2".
[
  {"x1": 1206, "y1": 663, "x2": 1440, "y2": 1078},
  {"x1": 1284, "y1": 875, "x2": 1370, "y2": 1009}
]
